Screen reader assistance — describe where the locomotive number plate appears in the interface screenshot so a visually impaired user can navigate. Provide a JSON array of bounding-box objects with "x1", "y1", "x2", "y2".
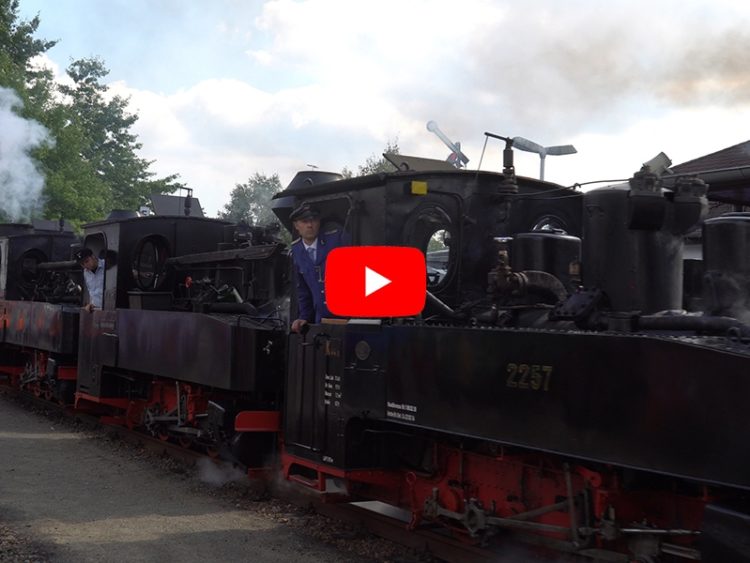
[{"x1": 505, "y1": 363, "x2": 553, "y2": 391}]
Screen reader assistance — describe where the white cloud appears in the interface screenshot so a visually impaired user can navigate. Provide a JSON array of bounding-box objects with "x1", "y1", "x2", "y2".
[
  {"x1": 110, "y1": 75, "x2": 417, "y2": 215},
  {"x1": 28, "y1": 53, "x2": 75, "y2": 93},
  {"x1": 45, "y1": 0, "x2": 750, "y2": 218},
  {"x1": 531, "y1": 106, "x2": 750, "y2": 189}
]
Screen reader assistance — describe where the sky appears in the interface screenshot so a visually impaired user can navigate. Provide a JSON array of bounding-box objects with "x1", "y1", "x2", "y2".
[{"x1": 17, "y1": 0, "x2": 750, "y2": 217}]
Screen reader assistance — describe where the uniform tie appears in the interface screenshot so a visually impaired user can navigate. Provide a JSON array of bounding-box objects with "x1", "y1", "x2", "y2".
[{"x1": 307, "y1": 246, "x2": 316, "y2": 262}]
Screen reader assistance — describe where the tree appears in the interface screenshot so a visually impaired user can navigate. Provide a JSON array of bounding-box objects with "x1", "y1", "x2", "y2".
[
  {"x1": 0, "y1": 3, "x2": 184, "y2": 227},
  {"x1": 34, "y1": 102, "x2": 110, "y2": 225},
  {"x1": 354, "y1": 138, "x2": 400, "y2": 176},
  {"x1": 0, "y1": 0, "x2": 56, "y2": 88},
  {"x1": 340, "y1": 166, "x2": 353, "y2": 179},
  {"x1": 59, "y1": 58, "x2": 185, "y2": 212},
  {"x1": 0, "y1": 0, "x2": 92, "y2": 225},
  {"x1": 219, "y1": 172, "x2": 282, "y2": 225}
]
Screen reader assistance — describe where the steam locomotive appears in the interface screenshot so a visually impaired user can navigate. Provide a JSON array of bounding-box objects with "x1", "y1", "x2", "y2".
[{"x1": 1, "y1": 142, "x2": 748, "y2": 562}]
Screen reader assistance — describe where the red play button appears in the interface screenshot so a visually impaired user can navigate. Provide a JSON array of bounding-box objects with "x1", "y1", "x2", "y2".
[{"x1": 325, "y1": 246, "x2": 426, "y2": 317}]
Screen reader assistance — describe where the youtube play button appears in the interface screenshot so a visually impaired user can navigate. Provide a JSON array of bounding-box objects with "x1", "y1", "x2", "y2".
[
  {"x1": 326, "y1": 246, "x2": 426, "y2": 317},
  {"x1": 365, "y1": 267, "x2": 391, "y2": 297}
]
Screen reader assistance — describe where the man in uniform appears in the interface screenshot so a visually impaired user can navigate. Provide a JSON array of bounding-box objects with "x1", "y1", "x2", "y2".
[{"x1": 289, "y1": 203, "x2": 346, "y2": 333}]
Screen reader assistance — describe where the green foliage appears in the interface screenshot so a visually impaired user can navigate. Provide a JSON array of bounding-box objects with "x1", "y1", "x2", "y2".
[
  {"x1": 355, "y1": 138, "x2": 400, "y2": 176},
  {"x1": 219, "y1": 172, "x2": 282, "y2": 226},
  {"x1": 427, "y1": 229, "x2": 450, "y2": 252},
  {"x1": 0, "y1": 3, "x2": 183, "y2": 227},
  {"x1": 222, "y1": 140, "x2": 401, "y2": 236},
  {"x1": 340, "y1": 166, "x2": 354, "y2": 179},
  {"x1": 34, "y1": 103, "x2": 109, "y2": 229},
  {"x1": 0, "y1": 0, "x2": 56, "y2": 72},
  {"x1": 60, "y1": 58, "x2": 185, "y2": 212}
]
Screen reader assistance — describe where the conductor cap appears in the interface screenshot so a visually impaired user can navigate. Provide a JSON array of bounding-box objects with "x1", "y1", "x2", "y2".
[
  {"x1": 289, "y1": 203, "x2": 320, "y2": 222},
  {"x1": 74, "y1": 248, "x2": 93, "y2": 263}
]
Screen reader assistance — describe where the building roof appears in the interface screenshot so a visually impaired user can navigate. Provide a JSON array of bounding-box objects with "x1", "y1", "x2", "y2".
[
  {"x1": 672, "y1": 140, "x2": 750, "y2": 174},
  {"x1": 671, "y1": 140, "x2": 750, "y2": 206}
]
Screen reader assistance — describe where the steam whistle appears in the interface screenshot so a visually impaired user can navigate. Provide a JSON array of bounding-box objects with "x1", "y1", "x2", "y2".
[
  {"x1": 426, "y1": 121, "x2": 470, "y2": 168},
  {"x1": 484, "y1": 132, "x2": 518, "y2": 196}
]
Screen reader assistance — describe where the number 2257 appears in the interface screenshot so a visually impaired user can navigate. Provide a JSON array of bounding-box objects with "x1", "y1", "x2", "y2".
[{"x1": 506, "y1": 363, "x2": 552, "y2": 391}]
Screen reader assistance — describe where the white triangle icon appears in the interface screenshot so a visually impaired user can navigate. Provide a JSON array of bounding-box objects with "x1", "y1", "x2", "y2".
[{"x1": 365, "y1": 266, "x2": 391, "y2": 297}]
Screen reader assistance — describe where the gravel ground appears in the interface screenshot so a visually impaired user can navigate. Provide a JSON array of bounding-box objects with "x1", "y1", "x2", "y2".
[
  {"x1": 0, "y1": 522, "x2": 50, "y2": 562},
  {"x1": 0, "y1": 391, "x2": 433, "y2": 563}
]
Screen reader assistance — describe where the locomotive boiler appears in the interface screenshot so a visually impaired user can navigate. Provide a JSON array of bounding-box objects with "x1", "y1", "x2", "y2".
[{"x1": 272, "y1": 150, "x2": 750, "y2": 562}]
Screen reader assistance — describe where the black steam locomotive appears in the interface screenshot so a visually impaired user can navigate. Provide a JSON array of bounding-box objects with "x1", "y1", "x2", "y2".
[
  {"x1": 0, "y1": 210, "x2": 288, "y2": 461},
  {"x1": 0, "y1": 144, "x2": 748, "y2": 562}
]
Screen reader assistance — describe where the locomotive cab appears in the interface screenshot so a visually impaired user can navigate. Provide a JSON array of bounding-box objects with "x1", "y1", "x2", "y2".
[
  {"x1": 0, "y1": 221, "x2": 78, "y2": 301},
  {"x1": 275, "y1": 165, "x2": 585, "y2": 470},
  {"x1": 272, "y1": 167, "x2": 583, "y2": 314}
]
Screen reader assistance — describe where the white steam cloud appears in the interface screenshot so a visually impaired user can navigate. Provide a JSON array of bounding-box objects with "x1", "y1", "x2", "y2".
[
  {"x1": 196, "y1": 457, "x2": 247, "y2": 486},
  {"x1": 0, "y1": 87, "x2": 52, "y2": 221}
]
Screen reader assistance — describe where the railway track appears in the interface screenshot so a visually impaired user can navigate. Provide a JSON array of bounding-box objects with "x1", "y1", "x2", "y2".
[
  {"x1": 294, "y1": 495, "x2": 595, "y2": 563},
  {"x1": 1, "y1": 386, "x2": 592, "y2": 563}
]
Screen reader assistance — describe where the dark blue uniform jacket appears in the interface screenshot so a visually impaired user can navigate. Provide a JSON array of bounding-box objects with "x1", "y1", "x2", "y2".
[{"x1": 291, "y1": 228, "x2": 347, "y2": 323}]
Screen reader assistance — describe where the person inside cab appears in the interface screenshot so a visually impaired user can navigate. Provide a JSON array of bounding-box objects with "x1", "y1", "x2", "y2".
[{"x1": 289, "y1": 203, "x2": 346, "y2": 333}]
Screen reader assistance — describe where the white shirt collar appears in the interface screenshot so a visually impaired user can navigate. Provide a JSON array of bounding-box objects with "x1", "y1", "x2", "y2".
[{"x1": 302, "y1": 238, "x2": 318, "y2": 251}]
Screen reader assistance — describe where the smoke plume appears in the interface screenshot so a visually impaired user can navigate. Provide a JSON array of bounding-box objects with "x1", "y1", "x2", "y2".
[{"x1": 0, "y1": 87, "x2": 52, "y2": 221}]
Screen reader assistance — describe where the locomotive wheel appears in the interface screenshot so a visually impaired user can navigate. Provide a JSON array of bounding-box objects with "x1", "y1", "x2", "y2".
[
  {"x1": 157, "y1": 431, "x2": 170, "y2": 442},
  {"x1": 178, "y1": 436, "x2": 192, "y2": 449}
]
